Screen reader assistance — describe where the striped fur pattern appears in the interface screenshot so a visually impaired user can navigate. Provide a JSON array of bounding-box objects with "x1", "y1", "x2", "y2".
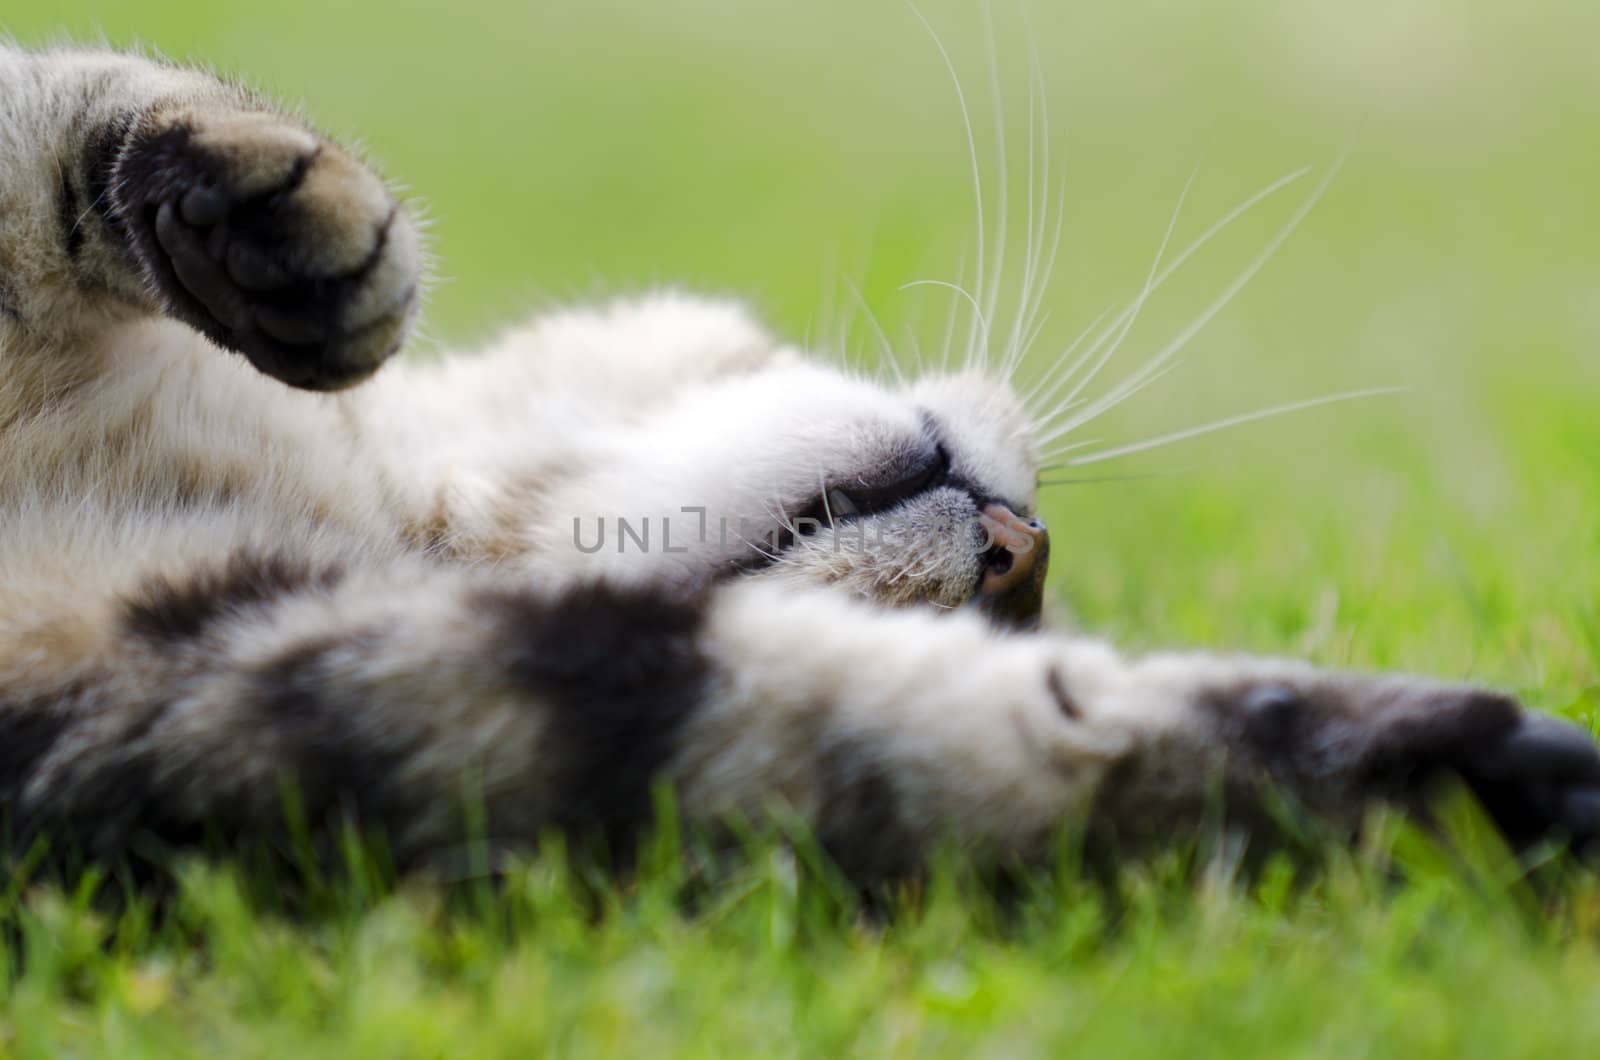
[{"x1": 1, "y1": 44, "x2": 1597, "y2": 881}]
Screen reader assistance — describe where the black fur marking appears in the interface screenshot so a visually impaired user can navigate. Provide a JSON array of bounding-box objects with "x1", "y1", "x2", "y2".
[
  {"x1": 1360, "y1": 691, "x2": 1600, "y2": 853},
  {"x1": 480, "y1": 580, "x2": 713, "y2": 859},
  {"x1": 1197, "y1": 681, "x2": 1340, "y2": 788},
  {"x1": 1046, "y1": 665, "x2": 1081, "y2": 720},
  {"x1": 82, "y1": 111, "x2": 137, "y2": 248},
  {"x1": 123, "y1": 553, "x2": 344, "y2": 646},
  {"x1": 0, "y1": 285, "x2": 20, "y2": 323},
  {"x1": 832, "y1": 437, "x2": 951, "y2": 521},
  {"x1": 816, "y1": 740, "x2": 912, "y2": 882},
  {"x1": 919, "y1": 410, "x2": 1020, "y2": 510},
  {"x1": 19, "y1": 726, "x2": 197, "y2": 862},
  {"x1": 0, "y1": 681, "x2": 213, "y2": 865},
  {"x1": 246, "y1": 632, "x2": 423, "y2": 839},
  {"x1": 1197, "y1": 679, "x2": 1600, "y2": 857},
  {"x1": 0, "y1": 692, "x2": 76, "y2": 813},
  {"x1": 56, "y1": 171, "x2": 86, "y2": 261},
  {"x1": 1237, "y1": 686, "x2": 1306, "y2": 757},
  {"x1": 2, "y1": 639, "x2": 415, "y2": 870}
]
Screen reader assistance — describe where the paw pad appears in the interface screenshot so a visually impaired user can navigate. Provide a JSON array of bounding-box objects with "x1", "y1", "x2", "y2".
[{"x1": 114, "y1": 115, "x2": 420, "y2": 390}]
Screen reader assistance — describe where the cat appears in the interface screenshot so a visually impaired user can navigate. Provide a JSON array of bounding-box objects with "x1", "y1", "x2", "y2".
[{"x1": 1, "y1": 44, "x2": 1596, "y2": 883}]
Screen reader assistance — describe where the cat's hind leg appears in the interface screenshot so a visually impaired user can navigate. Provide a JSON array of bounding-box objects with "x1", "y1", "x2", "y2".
[{"x1": 0, "y1": 46, "x2": 420, "y2": 390}]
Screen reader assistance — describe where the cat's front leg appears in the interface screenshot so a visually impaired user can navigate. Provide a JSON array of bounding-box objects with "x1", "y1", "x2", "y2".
[
  {"x1": 1096, "y1": 651, "x2": 1600, "y2": 857},
  {"x1": 12, "y1": 564, "x2": 1593, "y2": 878},
  {"x1": 678, "y1": 583, "x2": 1600, "y2": 876},
  {"x1": 0, "y1": 47, "x2": 420, "y2": 389}
]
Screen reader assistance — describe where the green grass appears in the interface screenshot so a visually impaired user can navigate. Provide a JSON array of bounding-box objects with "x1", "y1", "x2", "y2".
[{"x1": 5, "y1": 0, "x2": 1600, "y2": 1054}]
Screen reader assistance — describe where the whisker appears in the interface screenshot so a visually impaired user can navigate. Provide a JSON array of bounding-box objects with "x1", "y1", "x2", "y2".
[
  {"x1": 1063, "y1": 386, "x2": 1404, "y2": 467},
  {"x1": 1033, "y1": 442, "x2": 1108, "y2": 470},
  {"x1": 1049, "y1": 156, "x2": 1346, "y2": 440},
  {"x1": 1016, "y1": 309, "x2": 1052, "y2": 379},
  {"x1": 762, "y1": 494, "x2": 798, "y2": 535},
  {"x1": 1000, "y1": 12, "x2": 1040, "y2": 378},
  {"x1": 1145, "y1": 168, "x2": 1313, "y2": 309},
  {"x1": 1026, "y1": 165, "x2": 1313, "y2": 429},
  {"x1": 1006, "y1": 3, "x2": 1066, "y2": 379},
  {"x1": 1021, "y1": 302, "x2": 1114, "y2": 417},
  {"x1": 1038, "y1": 469, "x2": 1185, "y2": 488},
  {"x1": 1054, "y1": 164, "x2": 1200, "y2": 409},
  {"x1": 1035, "y1": 362, "x2": 1182, "y2": 449},
  {"x1": 819, "y1": 472, "x2": 838, "y2": 532},
  {"x1": 976, "y1": 0, "x2": 1007, "y2": 374},
  {"x1": 906, "y1": 2, "x2": 991, "y2": 370},
  {"x1": 732, "y1": 528, "x2": 781, "y2": 564},
  {"x1": 902, "y1": 278, "x2": 992, "y2": 357},
  {"x1": 1007, "y1": 175, "x2": 1070, "y2": 385},
  {"x1": 844, "y1": 280, "x2": 905, "y2": 384},
  {"x1": 937, "y1": 257, "x2": 967, "y2": 373},
  {"x1": 905, "y1": 323, "x2": 927, "y2": 374},
  {"x1": 1022, "y1": 180, "x2": 1070, "y2": 370}
]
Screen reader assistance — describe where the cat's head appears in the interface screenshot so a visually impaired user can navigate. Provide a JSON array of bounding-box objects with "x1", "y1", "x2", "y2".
[
  {"x1": 734, "y1": 362, "x2": 1049, "y2": 627},
  {"x1": 538, "y1": 323, "x2": 1048, "y2": 627}
]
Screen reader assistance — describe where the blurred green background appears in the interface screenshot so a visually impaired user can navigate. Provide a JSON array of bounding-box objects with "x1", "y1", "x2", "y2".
[{"x1": 6, "y1": 0, "x2": 1599, "y2": 680}]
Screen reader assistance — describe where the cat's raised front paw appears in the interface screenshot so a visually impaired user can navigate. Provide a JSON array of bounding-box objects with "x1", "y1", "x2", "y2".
[{"x1": 112, "y1": 110, "x2": 421, "y2": 390}]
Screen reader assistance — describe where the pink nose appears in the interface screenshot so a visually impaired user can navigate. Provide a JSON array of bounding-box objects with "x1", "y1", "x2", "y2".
[{"x1": 976, "y1": 503, "x2": 1049, "y2": 629}]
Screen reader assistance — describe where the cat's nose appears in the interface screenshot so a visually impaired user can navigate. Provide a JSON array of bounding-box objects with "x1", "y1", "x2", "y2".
[{"x1": 975, "y1": 504, "x2": 1049, "y2": 629}]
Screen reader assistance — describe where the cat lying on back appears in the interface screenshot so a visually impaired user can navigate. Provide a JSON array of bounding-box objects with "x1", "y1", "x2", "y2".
[{"x1": 0, "y1": 44, "x2": 1595, "y2": 882}]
